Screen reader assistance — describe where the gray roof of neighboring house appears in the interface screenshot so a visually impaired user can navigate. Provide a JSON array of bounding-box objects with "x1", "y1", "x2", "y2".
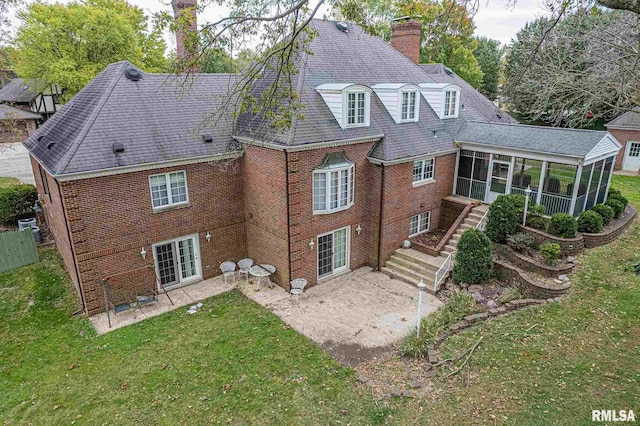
[
  {"x1": 606, "y1": 107, "x2": 640, "y2": 129},
  {"x1": 24, "y1": 61, "x2": 238, "y2": 176},
  {"x1": 0, "y1": 104, "x2": 40, "y2": 120},
  {"x1": 419, "y1": 63, "x2": 517, "y2": 125},
  {"x1": 0, "y1": 78, "x2": 43, "y2": 103},
  {"x1": 456, "y1": 121, "x2": 608, "y2": 157}
]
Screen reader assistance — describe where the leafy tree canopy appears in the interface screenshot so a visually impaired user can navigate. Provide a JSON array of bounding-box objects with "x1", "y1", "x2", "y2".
[
  {"x1": 473, "y1": 35, "x2": 503, "y2": 100},
  {"x1": 14, "y1": 0, "x2": 167, "y2": 100}
]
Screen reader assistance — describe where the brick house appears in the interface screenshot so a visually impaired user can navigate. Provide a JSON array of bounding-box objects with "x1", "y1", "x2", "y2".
[
  {"x1": 0, "y1": 104, "x2": 39, "y2": 143},
  {"x1": 606, "y1": 107, "x2": 640, "y2": 173},
  {"x1": 24, "y1": 18, "x2": 622, "y2": 316}
]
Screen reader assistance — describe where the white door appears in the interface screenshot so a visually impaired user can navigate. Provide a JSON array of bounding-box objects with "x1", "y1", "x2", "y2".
[
  {"x1": 623, "y1": 141, "x2": 640, "y2": 172},
  {"x1": 153, "y1": 234, "x2": 201, "y2": 289},
  {"x1": 317, "y1": 226, "x2": 350, "y2": 279},
  {"x1": 487, "y1": 161, "x2": 510, "y2": 203}
]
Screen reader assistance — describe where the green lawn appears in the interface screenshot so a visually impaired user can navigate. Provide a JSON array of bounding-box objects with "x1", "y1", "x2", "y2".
[
  {"x1": 0, "y1": 177, "x2": 20, "y2": 188},
  {"x1": 1, "y1": 175, "x2": 638, "y2": 425}
]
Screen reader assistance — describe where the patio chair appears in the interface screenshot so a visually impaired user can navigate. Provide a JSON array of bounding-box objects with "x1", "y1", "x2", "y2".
[
  {"x1": 220, "y1": 261, "x2": 237, "y2": 284},
  {"x1": 289, "y1": 278, "x2": 308, "y2": 306},
  {"x1": 237, "y1": 258, "x2": 254, "y2": 283}
]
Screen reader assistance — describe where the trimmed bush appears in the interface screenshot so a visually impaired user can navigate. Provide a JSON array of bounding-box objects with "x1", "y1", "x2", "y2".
[
  {"x1": 540, "y1": 242, "x2": 561, "y2": 266},
  {"x1": 506, "y1": 232, "x2": 535, "y2": 252},
  {"x1": 547, "y1": 213, "x2": 578, "y2": 238},
  {"x1": 605, "y1": 198, "x2": 624, "y2": 219},
  {"x1": 485, "y1": 194, "x2": 519, "y2": 243},
  {"x1": 577, "y1": 210, "x2": 603, "y2": 233},
  {"x1": 528, "y1": 204, "x2": 545, "y2": 217},
  {"x1": 452, "y1": 229, "x2": 493, "y2": 284},
  {"x1": 608, "y1": 188, "x2": 622, "y2": 198},
  {"x1": 0, "y1": 184, "x2": 38, "y2": 225},
  {"x1": 592, "y1": 204, "x2": 615, "y2": 225},
  {"x1": 608, "y1": 193, "x2": 628, "y2": 208},
  {"x1": 526, "y1": 215, "x2": 548, "y2": 231}
]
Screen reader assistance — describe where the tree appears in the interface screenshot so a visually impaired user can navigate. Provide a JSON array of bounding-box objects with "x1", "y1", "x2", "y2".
[
  {"x1": 334, "y1": 0, "x2": 484, "y2": 87},
  {"x1": 14, "y1": 0, "x2": 167, "y2": 100},
  {"x1": 503, "y1": 10, "x2": 640, "y2": 127},
  {"x1": 473, "y1": 36, "x2": 502, "y2": 100}
]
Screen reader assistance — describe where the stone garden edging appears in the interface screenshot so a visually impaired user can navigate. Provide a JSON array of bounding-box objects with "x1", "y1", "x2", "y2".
[
  {"x1": 493, "y1": 259, "x2": 571, "y2": 298},
  {"x1": 494, "y1": 244, "x2": 575, "y2": 278},
  {"x1": 582, "y1": 205, "x2": 637, "y2": 248},
  {"x1": 516, "y1": 224, "x2": 584, "y2": 256}
]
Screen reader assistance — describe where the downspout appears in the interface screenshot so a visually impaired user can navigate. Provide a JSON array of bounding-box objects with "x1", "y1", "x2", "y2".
[
  {"x1": 284, "y1": 149, "x2": 293, "y2": 289},
  {"x1": 376, "y1": 164, "x2": 385, "y2": 270},
  {"x1": 56, "y1": 179, "x2": 86, "y2": 315}
]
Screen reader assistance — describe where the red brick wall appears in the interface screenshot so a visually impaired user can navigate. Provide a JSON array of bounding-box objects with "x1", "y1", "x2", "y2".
[
  {"x1": 286, "y1": 142, "x2": 379, "y2": 289},
  {"x1": 63, "y1": 160, "x2": 246, "y2": 315},
  {"x1": 379, "y1": 153, "x2": 456, "y2": 264},
  {"x1": 243, "y1": 146, "x2": 290, "y2": 286},
  {"x1": 390, "y1": 21, "x2": 422, "y2": 64},
  {"x1": 609, "y1": 128, "x2": 640, "y2": 169}
]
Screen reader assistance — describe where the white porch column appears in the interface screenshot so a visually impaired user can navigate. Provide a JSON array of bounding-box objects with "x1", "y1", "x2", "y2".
[
  {"x1": 506, "y1": 156, "x2": 516, "y2": 194},
  {"x1": 583, "y1": 163, "x2": 595, "y2": 212},
  {"x1": 593, "y1": 160, "x2": 606, "y2": 204},
  {"x1": 603, "y1": 156, "x2": 616, "y2": 203},
  {"x1": 452, "y1": 149, "x2": 461, "y2": 195},
  {"x1": 568, "y1": 163, "x2": 583, "y2": 216},
  {"x1": 484, "y1": 153, "x2": 494, "y2": 202},
  {"x1": 536, "y1": 160, "x2": 548, "y2": 205}
]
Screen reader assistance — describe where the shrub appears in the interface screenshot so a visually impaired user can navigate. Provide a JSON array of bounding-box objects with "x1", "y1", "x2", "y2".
[
  {"x1": 452, "y1": 229, "x2": 493, "y2": 284},
  {"x1": 526, "y1": 215, "x2": 548, "y2": 231},
  {"x1": 528, "y1": 204, "x2": 546, "y2": 217},
  {"x1": 608, "y1": 193, "x2": 628, "y2": 208},
  {"x1": 505, "y1": 194, "x2": 526, "y2": 213},
  {"x1": 0, "y1": 184, "x2": 38, "y2": 225},
  {"x1": 484, "y1": 195, "x2": 519, "y2": 243},
  {"x1": 592, "y1": 204, "x2": 614, "y2": 225},
  {"x1": 608, "y1": 188, "x2": 621, "y2": 198},
  {"x1": 605, "y1": 198, "x2": 624, "y2": 219},
  {"x1": 506, "y1": 232, "x2": 535, "y2": 252},
  {"x1": 540, "y1": 242, "x2": 561, "y2": 266},
  {"x1": 577, "y1": 210, "x2": 603, "y2": 233},
  {"x1": 547, "y1": 213, "x2": 578, "y2": 238}
]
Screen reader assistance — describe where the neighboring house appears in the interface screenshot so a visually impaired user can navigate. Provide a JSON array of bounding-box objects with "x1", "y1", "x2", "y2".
[
  {"x1": 0, "y1": 104, "x2": 39, "y2": 143},
  {"x1": 606, "y1": 107, "x2": 640, "y2": 173},
  {"x1": 23, "y1": 16, "x2": 621, "y2": 316},
  {"x1": 0, "y1": 68, "x2": 17, "y2": 89},
  {"x1": 0, "y1": 78, "x2": 62, "y2": 122}
]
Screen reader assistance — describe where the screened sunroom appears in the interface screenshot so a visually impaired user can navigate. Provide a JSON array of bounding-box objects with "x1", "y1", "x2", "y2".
[{"x1": 453, "y1": 122, "x2": 622, "y2": 217}]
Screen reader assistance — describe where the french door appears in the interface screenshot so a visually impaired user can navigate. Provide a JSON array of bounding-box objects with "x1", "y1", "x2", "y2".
[
  {"x1": 153, "y1": 234, "x2": 201, "y2": 289},
  {"x1": 317, "y1": 226, "x2": 350, "y2": 279}
]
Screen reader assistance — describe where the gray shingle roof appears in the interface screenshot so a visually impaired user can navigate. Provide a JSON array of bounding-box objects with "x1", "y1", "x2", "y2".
[
  {"x1": 24, "y1": 62, "x2": 238, "y2": 176},
  {"x1": 456, "y1": 121, "x2": 608, "y2": 157},
  {"x1": 0, "y1": 78, "x2": 43, "y2": 103},
  {"x1": 0, "y1": 104, "x2": 40, "y2": 120},
  {"x1": 606, "y1": 107, "x2": 640, "y2": 129}
]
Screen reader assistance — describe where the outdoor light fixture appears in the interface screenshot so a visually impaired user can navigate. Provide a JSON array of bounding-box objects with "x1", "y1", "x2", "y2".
[
  {"x1": 140, "y1": 247, "x2": 147, "y2": 259},
  {"x1": 523, "y1": 185, "x2": 532, "y2": 226},
  {"x1": 355, "y1": 224, "x2": 362, "y2": 235},
  {"x1": 206, "y1": 231, "x2": 212, "y2": 242},
  {"x1": 309, "y1": 239, "x2": 315, "y2": 251}
]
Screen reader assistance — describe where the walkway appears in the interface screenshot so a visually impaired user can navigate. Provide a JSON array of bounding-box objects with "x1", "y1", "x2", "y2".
[{"x1": 0, "y1": 143, "x2": 35, "y2": 184}]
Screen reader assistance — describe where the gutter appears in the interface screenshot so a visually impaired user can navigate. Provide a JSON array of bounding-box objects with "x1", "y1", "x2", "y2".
[
  {"x1": 367, "y1": 148, "x2": 459, "y2": 166},
  {"x1": 284, "y1": 150, "x2": 293, "y2": 289},
  {"x1": 234, "y1": 134, "x2": 384, "y2": 152},
  {"x1": 376, "y1": 164, "x2": 385, "y2": 270}
]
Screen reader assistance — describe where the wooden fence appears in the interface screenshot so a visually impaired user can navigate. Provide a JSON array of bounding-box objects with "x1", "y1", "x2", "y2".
[{"x1": 0, "y1": 229, "x2": 39, "y2": 273}]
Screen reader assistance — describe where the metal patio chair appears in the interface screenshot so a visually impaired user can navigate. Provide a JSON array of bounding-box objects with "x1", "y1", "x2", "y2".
[
  {"x1": 220, "y1": 261, "x2": 237, "y2": 284},
  {"x1": 289, "y1": 278, "x2": 308, "y2": 306},
  {"x1": 237, "y1": 258, "x2": 254, "y2": 283}
]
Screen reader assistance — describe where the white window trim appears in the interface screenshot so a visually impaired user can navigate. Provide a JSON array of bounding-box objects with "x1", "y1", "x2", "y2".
[
  {"x1": 409, "y1": 211, "x2": 431, "y2": 237},
  {"x1": 399, "y1": 89, "x2": 420, "y2": 123},
  {"x1": 412, "y1": 158, "x2": 435, "y2": 187},
  {"x1": 442, "y1": 89, "x2": 460, "y2": 119},
  {"x1": 149, "y1": 170, "x2": 189, "y2": 211},
  {"x1": 313, "y1": 165, "x2": 355, "y2": 214},
  {"x1": 317, "y1": 225, "x2": 351, "y2": 281},
  {"x1": 342, "y1": 90, "x2": 370, "y2": 128}
]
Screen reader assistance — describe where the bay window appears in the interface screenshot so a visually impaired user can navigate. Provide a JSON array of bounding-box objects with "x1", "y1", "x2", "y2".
[{"x1": 313, "y1": 166, "x2": 355, "y2": 213}]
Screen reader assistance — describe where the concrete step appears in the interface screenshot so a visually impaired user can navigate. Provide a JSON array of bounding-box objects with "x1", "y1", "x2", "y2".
[
  {"x1": 463, "y1": 217, "x2": 480, "y2": 226},
  {"x1": 460, "y1": 223, "x2": 474, "y2": 230},
  {"x1": 440, "y1": 249, "x2": 455, "y2": 258},
  {"x1": 468, "y1": 211, "x2": 486, "y2": 221},
  {"x1": 389, "y1": 255, "x2": 439, "y2": 276},
  {"x1": 473, "y1": 204, "x2": 489, "y2": 212},
  {"x1": 450, "y1": 233, "x2": 461, "y2": 241},
  {"x1": 385, "y1": 260, "x2": 436, "y2": 283},
  {"x1": 393, "y1": 248, "x2": 444, "y2": 272},
  {"x1": 381, "y1": 267, "x2": 437, "y2": 294},
  {"x1": 445, "y1": 244, "x2": 457, "y2": 252},
  {"x1": 448, "y1": 239, "x2": 458, "y2": 247}
]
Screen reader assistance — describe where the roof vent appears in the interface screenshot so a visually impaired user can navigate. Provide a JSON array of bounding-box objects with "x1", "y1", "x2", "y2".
[
  {"x1": 336, "y1": 21, "x2": 349, "y2": 32},
  {"x1": 496, "y1": 109, "x2": 503, "y2": 119},
  {"x1": 112, "y1": 142, "x2": 125, "y2": 153},
  {"x1": 46, "y1": 142, "x2": 55, "y2": 149},
  {"x1": 124, "y1": 66, "x2": 142, "y2": 81},
  {"x1": 202, "y1": 134, "x2": 213, "y2": 143},
  {"x1": 37, "y1": 135, "x2": 44, "y2": 142},
  {"x1": 444, "y1": 67, "x2": 453, "y2": 75}
]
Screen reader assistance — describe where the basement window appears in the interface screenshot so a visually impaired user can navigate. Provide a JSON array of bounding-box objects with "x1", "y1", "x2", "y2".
[
  {"x1": 149, "y1": 171, "x2": 189, "y2": 210},
  {"x1": 409, "y1": 211, "x2": 431, "y2": 237}
]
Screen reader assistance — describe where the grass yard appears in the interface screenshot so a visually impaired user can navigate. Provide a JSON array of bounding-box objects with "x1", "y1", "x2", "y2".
[
  {"x1": 0, "y1": 177, "x2": 20, "y2": 188},
  {"x1": 0, "y1": 174, "x2": 638, "y2": 425}
]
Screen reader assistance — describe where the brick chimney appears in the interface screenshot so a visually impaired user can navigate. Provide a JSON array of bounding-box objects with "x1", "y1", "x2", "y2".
[
  {"x1": 390, "y1": 18, "x2": 422, "y2": 64},
  {"x1": 172, "y1": 0, "x2": 198, "y2": 67}
]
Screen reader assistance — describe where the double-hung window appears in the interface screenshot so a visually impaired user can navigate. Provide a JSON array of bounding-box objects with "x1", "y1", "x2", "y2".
[
  {"x1": 444, "y1": 90, "x2": 458, "y2": 117},
  {"x1": 346, "y1": 91, "x2": 366, "y2": 126},
  {"x1": 412, "y1": 158, "x2": 435, "y2": 184},
  {"x1": 149, "y1": 171, "x2": 188, "y2": 210},
  {"x1": 313, "y1": 166, "x2": 355, "y2": 213},
  {"x1": 401, "y1": 91, "x2": 418, "y2": 121},
  {"x1": 409, "y1": 211, "x2": 430, "y2": 237}
]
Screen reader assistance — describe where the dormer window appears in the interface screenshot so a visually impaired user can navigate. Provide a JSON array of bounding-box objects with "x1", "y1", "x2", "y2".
[
  {"x1": 444, "y1": 90, "x2": 458, "y2": 117},
  {"x1": 315, "y1": 84, "x2": 371, "y2": 129},
  {"x1": 347, "y1": 91, "x2": 366, "y2": 126},
  {"x1": 401, "y1": 91, "x2": 418, "y2": 121}
]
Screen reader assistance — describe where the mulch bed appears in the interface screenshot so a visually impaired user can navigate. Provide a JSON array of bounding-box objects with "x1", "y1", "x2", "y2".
[{"x1": 412, "y1": 228, "x2": 447, "y2": 248}]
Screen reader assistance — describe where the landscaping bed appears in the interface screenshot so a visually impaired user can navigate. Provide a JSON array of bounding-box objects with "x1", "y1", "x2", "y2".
[{"x1": 411, "y1": 228, "x2": 447, "y2": 249}]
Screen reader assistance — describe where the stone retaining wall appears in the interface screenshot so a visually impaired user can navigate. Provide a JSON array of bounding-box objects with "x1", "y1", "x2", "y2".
[
  {"x1": 516, "y1": 224, "x2": 584, "y2": 255},
  {"x1": 583, "y1": 205, "x2": 637, "y2": 248},
  {"x1": 494, "y1": 244, "x2": 575, "y2": 278},
  {"x1": 493, "y1": 259, "x2": 571, "y2": 299}
]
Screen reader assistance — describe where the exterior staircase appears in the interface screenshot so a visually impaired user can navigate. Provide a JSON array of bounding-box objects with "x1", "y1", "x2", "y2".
[{"x1": 382, "y1": 203, "x2": 490, "y2": 293}]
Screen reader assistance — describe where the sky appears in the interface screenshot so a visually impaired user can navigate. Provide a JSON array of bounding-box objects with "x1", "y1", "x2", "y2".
[{"x1": 6, "y1": 0, "x2": 552, "y2": 48}]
